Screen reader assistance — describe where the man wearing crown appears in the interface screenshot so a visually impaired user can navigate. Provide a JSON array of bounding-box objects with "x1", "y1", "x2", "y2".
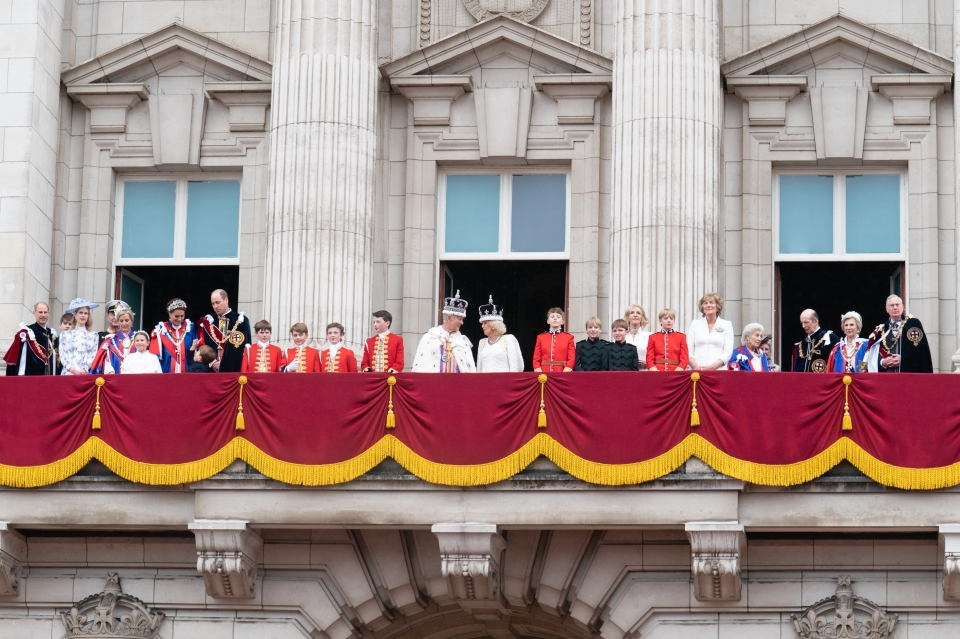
[
  {"x1": 411, "y1": 291, "x2": 476, "y2": 373},
  {"x1": 4, "y1": 301, "x2": 57, "y2": 376},
  {"x1": 149, "y1": 298, "x2": 197, "y2": 373},
  {"x1": 362, "y1": 310, "x2": 404, "y2": 373},
  {"x1": 865, "y1": 295, "x2": 933, "y2": 373},
  {"x1": 196, "y1": 289, "x2": 251, "y2": 373}
]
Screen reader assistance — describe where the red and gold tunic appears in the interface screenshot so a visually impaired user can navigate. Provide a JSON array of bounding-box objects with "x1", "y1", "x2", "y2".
[
  {"x1": 321, "y1": 346, "x2": 358, "y2": 372},
  {"x1": 645, "y1": 330, "x2": 689, "y2": 371},
  {"x1": 284, "y1": 346, "x2": 321, "y2": 373},
  {"x1": 241, "y1": 343, "x2": 285, "y2": 373},
  {"x1": 361, "y1": 332, "x2": 404, "y2": 373},
  {"x1": 533, "y1": 331, "x2": 575, "y2": 372}
]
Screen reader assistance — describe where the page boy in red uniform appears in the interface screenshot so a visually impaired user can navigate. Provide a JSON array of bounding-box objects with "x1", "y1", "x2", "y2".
[
  {"x1": 646, "y1": 309, "x2": 689, "y2": 371},
  {"x1": 361, "y1": 310, "x2": 404, "y2": 373},
  {"x1": 321, "y1": 322, "x2": 358, "y2": 372},
  {"x1": 241, "y1": 320, "x2": 285, "y2": 373},
  {"x1": 533, "y1": 307, "x2": 575, "y2": 372},
  {"x1": 283, "y1": 323, "x2": 321, "y2": 373}
]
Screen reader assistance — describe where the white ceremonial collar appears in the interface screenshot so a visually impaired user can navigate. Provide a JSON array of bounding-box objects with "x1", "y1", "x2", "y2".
[{"x1": 257, "y1": 339, "x2": 270, "y2": 347}]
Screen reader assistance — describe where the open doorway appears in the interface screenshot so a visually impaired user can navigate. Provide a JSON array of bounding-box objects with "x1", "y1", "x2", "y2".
[
  {"x1": 115, "y1": 266, "x2": 240, "y2": 332},
  {"x1": 441, "y1": 260, "x2": 568, "y2": 370},
  {"x1": 777, "y1": 261, "x2": 903, "y2": 371}
]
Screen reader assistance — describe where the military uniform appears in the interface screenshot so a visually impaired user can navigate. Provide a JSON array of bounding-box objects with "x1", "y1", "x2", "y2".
[
  {"x1": 533, "y1": 330, "x2": 575, "y2": 372},
  {"x1": 646, "y1": 330, "x2": 689, "y2": 371}
]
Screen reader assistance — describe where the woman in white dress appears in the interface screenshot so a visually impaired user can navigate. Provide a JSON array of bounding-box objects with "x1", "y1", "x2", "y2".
[
  {"x1": 622, "y1": 304, "x2": 651, "y2": 369},
  {"x1": 120, "y1": 331, "x2": 163, "y2": 374},
  {"x1": 476, "y1": 297, "x2": 524, "y2": 372},
  {"x1": 687, "y1": 292, "x2": 734, "y2": 371},
  {"x1": 59, "y1": 298, "x2": 101, "y2": 375}
]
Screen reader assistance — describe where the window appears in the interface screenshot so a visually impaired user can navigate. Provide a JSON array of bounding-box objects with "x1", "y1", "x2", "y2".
[
  {"x1": 439, "y1": 170, "x2": 570, "y2": 259},
  {"x1": 775, "y1": 170, "x2": 904, "y2": 259},
  {"x1": 116, "y1": 176, "x2": 242, "y2": 265}
]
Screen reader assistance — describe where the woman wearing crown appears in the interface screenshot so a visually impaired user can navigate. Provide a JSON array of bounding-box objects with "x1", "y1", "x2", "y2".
[
  {"x1": 476, "y1": 296, "x2": 524, "y2": 372},
  {"x1": 411, "y1": 291, "x2": 476, "y2": 373},
  {"x1": 149, "y1": 298, "x2": 197, "y2": 373}
]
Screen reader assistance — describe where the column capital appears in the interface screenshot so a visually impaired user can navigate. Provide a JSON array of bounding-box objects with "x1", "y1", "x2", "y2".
[
  {"x1": 685, "y1": 522, "x2": 744, "y2": 601},
  {"x1": 189, "y1": 519, "x2": 262, "y2": 599}
]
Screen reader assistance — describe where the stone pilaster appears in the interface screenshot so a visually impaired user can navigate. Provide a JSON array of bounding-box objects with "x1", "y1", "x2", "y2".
[
  {"x1": 0, "y1": 0, "x2": 66, "y2": 343},
  {"x1": 264, "y1": 0, "x2": 379, "y2": 350},
  {"x1": 610, "y1": 0, "x2": 721, "y2": 331}
]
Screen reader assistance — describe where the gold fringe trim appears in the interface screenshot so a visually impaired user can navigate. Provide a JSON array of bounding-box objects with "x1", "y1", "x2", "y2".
[{"x1": 3, "y1": 435, "x2": 960, "y2": 490}]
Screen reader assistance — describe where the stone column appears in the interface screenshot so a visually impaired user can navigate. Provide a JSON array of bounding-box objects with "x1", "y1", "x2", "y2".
[
  {"x1": 610, "y1": 0, "x2": 722, "y2": 332},
  {"x1": 0, "y1": 0, "x2": 65, "y2": 340},
  {"x1": 953, "y1": 0, "x2": 960, "y2": 372},
  {"x1": 264, "y1": 0, "x2": 379, "y2": 350}
]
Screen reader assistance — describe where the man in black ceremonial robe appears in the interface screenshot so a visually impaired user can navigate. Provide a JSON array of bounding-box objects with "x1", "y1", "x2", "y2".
[
  {"x1": 791, "y1": 309, "x2": 837, "y2": 372},
  {"x1": 866, "y1": 295, "x2": 933, "y2": 373},
  {"x1": 3, "y1": 302, "x2": 57, "y2": 376}
]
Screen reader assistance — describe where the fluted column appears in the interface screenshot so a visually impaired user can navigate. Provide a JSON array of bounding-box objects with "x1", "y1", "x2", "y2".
[
  {"x1": 610, "y1": 0, "x2": 721, "y2": 331},
  {"x1": 264, "y1": 0, "x2": 378, "y2": 350}
]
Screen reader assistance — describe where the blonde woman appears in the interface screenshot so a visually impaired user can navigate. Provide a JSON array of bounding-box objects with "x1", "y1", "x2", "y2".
[
  {"x1": 622, "y1": 304, "x2": 651, "y2": 368},
  {"x1": 476, "y1": 297, "x2": 523, "y2": 372},
  {"x1": 688, "y1": 293, "x2": 733, "y2": 371},
  {"x1": 59, "y1": 298, "x2": 100, "y2": 375}
]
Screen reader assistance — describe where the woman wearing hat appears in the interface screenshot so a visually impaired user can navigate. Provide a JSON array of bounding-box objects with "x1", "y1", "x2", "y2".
[{"x1": 59, "y1": 298, "x2": 101, "y2": 375}]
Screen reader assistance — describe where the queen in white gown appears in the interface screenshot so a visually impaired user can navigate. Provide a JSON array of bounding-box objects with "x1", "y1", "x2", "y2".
[{"x1": 476, "y1": 296, "x2": 524, "y2": 373}]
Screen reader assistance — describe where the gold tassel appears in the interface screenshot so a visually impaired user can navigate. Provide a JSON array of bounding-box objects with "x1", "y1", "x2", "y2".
[
  {"x1": 842, "y1": 374, "x2": 852, "y2": 431},
  {"x1": 537, "y1": 374, "x2": 548, "y2": 428},
  {"x1": 386, "y1": 376, "x2": 397, "y2": 429},
  {"x1": 690, "y1": 372, "x2": 700, "y2": 427},
  {"x1": 236, "y1": 375, "x2": 247, "y2": 431},
  {"x1": 92, "y1": 377, "x2": 105, "y2": 430}
]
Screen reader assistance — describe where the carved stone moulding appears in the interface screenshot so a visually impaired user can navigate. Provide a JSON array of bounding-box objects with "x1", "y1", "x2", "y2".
[
  {"x1": 61, "y1": 573, "x2": 165, "y2": 639},
  {"x1": 791, "y1": 575, "x2": 897, "y2": 639},
  {"x1": 462, "y1": 0, "x2": 550, "y2": 24},
  {"x1": 432, "y1": 523, "x2": 506, "y2": 602},
  {"x1": 0, "y1": 523, "x2": 25, "y2": 596},
  {"x1": 685, "y1": 522, "x2": 744, "y2": 601},
  {"x1": 189, "y1": 519, "x2": 263, "y2": 599}
]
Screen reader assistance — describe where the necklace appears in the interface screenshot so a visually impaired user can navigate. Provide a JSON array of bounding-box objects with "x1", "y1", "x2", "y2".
[
  {"x1": 882, "y1": 321, "x2": 902, "y2": 352},
  {"x1": 798, "y1": 334, "x2": 827, "y2": 359},
  {"x1": 487, "y1": 335, "x2": 501, "y2": 345},
  {"x1": 842, "y1": 340, "x2": 859, "y2": 370}
]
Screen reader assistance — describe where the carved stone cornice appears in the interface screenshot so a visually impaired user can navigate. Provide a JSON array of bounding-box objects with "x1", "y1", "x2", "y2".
[
  {"x1": 432, "y1": 523, "x2": 506, "y2": 602},
  {"x1": 0, "y1": 523, "x2": 24, "y2": 596},
  {"x1": 189, "y1": 519, "x2": 262, "y2": 599},
  {"x1": 205, "y1": 82, "x2": 272, "y2": 132},
  {"x1": 391, "y1": 76, "x2": 472, "y2": 126},
  {"x1": 684, "y1": 522, "x2": 744, "y2": 601},
  {"x1": 534, "y1": 74, "x2": 611, "y2": 125},
  {"x1": 725, "y1": 76, "x2": 807, "y2": 127},
  {"x1": 61, "y1": 573, "x2": 165, "y2": 639},
  {"x1": 66, "y1": 84, "x2": 149, "y2": 134},
  {"x1": 791, "y1": 575, "x2": 897, "y2": 639},
  {"x1": 870, "y1": 74, "x2": 951, "y2": 125}
]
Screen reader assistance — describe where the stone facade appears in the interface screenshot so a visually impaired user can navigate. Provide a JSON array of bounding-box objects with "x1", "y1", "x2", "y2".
[
  {"x1": 3, "y1": 0, "x2": 960, "y2": 631},
  {"x1": 1, "y1": 0, "x2": 957, "y2": 365}
]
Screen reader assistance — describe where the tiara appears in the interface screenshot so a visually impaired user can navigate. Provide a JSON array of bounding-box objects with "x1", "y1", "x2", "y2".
[{"x1": 166, "y1": 298, "x2": 187, "y2": 313}]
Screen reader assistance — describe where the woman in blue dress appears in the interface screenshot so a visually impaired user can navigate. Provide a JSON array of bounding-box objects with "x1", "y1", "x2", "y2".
[{"x1": 727, "y1": 323, "x2": 770, "y2": 371}]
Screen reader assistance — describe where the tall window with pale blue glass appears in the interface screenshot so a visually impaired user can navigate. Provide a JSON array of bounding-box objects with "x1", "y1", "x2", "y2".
[
  {"x1": 119, "y1": 178, "x2": 241, "y2": 262},
  {"x1": 778, "y1": 172, "x2": 901, "y2": 257},
  {"x1": 443, "y1": 172, "x2": 568, "y2": 257}
]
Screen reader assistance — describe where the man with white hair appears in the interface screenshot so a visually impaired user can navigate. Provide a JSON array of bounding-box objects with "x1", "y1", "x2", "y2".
[
  {"x1": 411, "y1": 291, "x2": 476, "y2": 373},
  {"x1": 866, "y1": 295, "x2": 933, "y2": 373},
  {"x1": 791, "y1": 309, "x2": 837, "y2": 373}
]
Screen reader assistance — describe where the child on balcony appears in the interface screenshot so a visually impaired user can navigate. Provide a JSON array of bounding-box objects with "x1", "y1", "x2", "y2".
[{"x1": 646, "y1": 309, "x2": 689, "y2": 371}]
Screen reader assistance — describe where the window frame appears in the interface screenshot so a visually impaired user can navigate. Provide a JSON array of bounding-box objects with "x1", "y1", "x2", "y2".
[
  {"x1": 773, "y1": 168, "x2": 907, "y2": 262},
  {"x1": 114, "y1": 174, "x2": 243, "y2": 267},
  {"x1": 437, "y1": 167, "x2": 572, "y2": 261}
]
